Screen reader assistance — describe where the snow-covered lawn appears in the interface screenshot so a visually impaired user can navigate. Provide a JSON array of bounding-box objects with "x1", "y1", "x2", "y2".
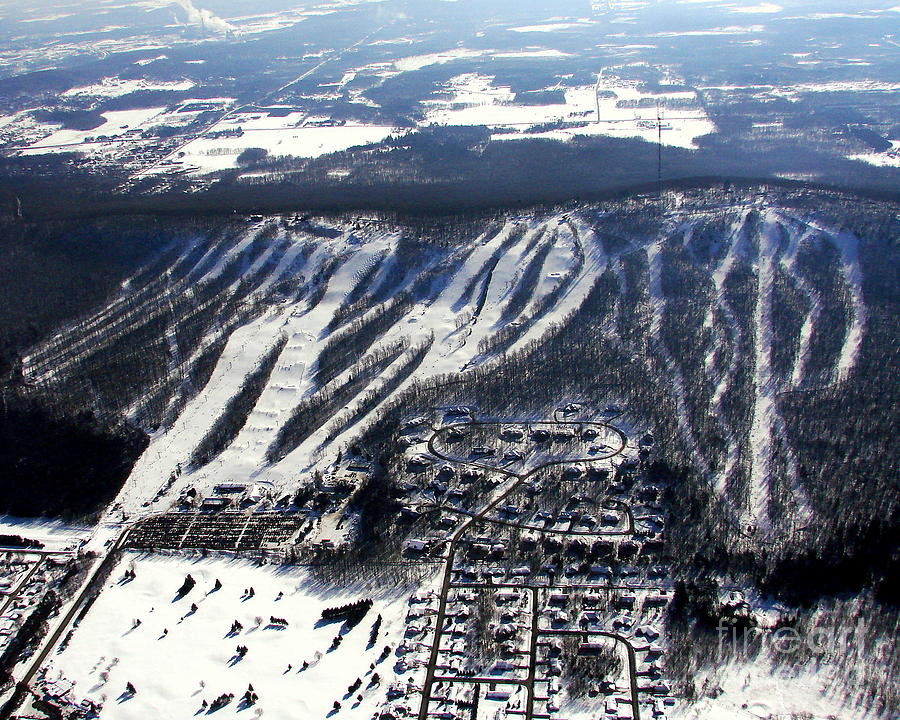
[
  {"x1": 0, "y1": 516, "x2": 90, "y2": 552},
  {"x1": 47, "y1": 553, "x2": 432, "y2": 719}
]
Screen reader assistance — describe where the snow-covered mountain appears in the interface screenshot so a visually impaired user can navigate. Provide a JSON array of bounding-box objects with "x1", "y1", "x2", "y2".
[{"x1": 20, "y1": 188, "x2": 888, "y2": 539}]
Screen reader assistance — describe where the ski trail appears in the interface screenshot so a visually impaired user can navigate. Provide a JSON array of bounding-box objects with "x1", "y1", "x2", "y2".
[
  {"x1": 111, "y1": 309, "x2": 291, "y2": 514},
  {"x1": 203, "y1": 237, "x2": 398, "y2": 483},
  {"x1": 747, "y1": 213, "x2": 814, "y2": 529},
  {"x1": 830, "y1": 230, "x2": 867, "y2": 382},
  {"x1": 254, "y1": 238, "x2": 310, "y2": 296},
  {"x1": 262, "y1": 224, "x2": 525, "y2": 483},
  {"x1": 605, "y1": 254, "x2": 626, "y2": 340},
  {"x1": 503, "y1": 218, "x2": 604, "y2": 357},
  {"x1": 647, "y1": 233, "x2": 711, "y2": 477},
  {"x1": 746, "y1": 213, "x2": 778, "y2": 530},
  {"x1": 700, "y1": 214, "x2": 754, "y2": 497},
  {"x1": 23, "y1": 225, "x2": 272, "y2": 384},
  {"x1": 704, "y1": 212, "x2": 748, "y2": 381},
  {"x1": 203, "y1": 221, "x2": 268, "y2": 282},
  {"x1": 773, "y1": 215, "x2": 822, "y2": 389}
]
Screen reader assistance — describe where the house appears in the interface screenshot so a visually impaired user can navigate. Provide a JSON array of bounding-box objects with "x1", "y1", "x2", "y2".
[
  {"x1": 405, "y1": 539, "x2": 429, "y2": 553},
  {"x1": 243, "y1": 484, "x2": 268, "y2": 504},
  {"x1": 201, "y1": 497, "x2": 232, "y2": 511},
  {"x1": 644, "y1": 592, "x2": 669, "y2": 608},
  {"x1": 501, "y1": 427, "x2": 525, "y2": 440},
  {"x1": 406, "y1": 455, "x2": 431, "y2": 470},
  {"x1": 445, "y1": 406, "x2": 470, "y2": 416},
  {"x1": 214, "y1": 483, "x2": 246, "y2": 494},
  {"x1": 617, "y1": 594, "x2": 637, "y2": 610}
]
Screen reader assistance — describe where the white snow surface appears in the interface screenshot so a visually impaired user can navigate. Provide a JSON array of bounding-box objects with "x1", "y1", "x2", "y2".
[
  {"x1": 47, "y1": 552, "x2": 430, "y2": 720},
  {"x1": 423, "y1": 73, "x2": 715, "y2": 149}
]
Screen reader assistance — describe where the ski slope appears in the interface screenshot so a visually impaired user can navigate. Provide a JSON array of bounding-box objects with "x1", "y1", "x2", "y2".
[{"x1": 21, "y1": 204, "x2": 868, "y2": 532}]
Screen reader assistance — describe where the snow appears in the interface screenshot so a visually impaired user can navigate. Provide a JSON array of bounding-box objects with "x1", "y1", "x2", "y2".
[
  {"x1": 650, "y1": 25, "x2": 766, "y2": 37},
  {"x1": 647, "y1": 235, "x2": 712, "y2": 478},
  {"x1": 24, "y1": 107, "x2": 166, "y2": 152},
  {"x1": 673, "y1": 651, "x2": 875, "y2": 720},
  {"x1": 730, "y1": 3, "x2": 783, "y2": 13},
  {"x1": 848, "y1": 150, "x2": 900, "y2": 168},
  {"x1": 830, "y1": 232, "x2": 867, "y2": 381},
  {"x1": 61, "y1": 77, "x2": 195, "y2": 98},
  {"x1": 425, "y1": 74, "x2": 715, "y2": 149},
  {"x1": 152, "y1": 112, "x2": 397, "y2": 175},
  {"x1": 509, "y1": 20, "x2": 595, "y2": 32},
  {"x1": 745, "y1": 213, "x2": 779, "y2": 530},
  {"x1": 47, "y1": 553, "x2": 431, "y2": 720},
  {"x1": 0, "y1": 516, "x2": 90, "y2": 552}
]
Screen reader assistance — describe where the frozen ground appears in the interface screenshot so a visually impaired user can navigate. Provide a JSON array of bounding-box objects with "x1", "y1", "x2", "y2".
[
  {"x1": 422, "y1": 73, "x2": 715, "y2": 149},
  {"x1": 47, "y1": 553, "x2": 434, "y2": 720},
  {"x1": 0, "y1": 516, "x2": 90, "y2": 552},
  {"x1": 672, "y1": 653, "x2": 876, "y2": 720},
  {"x1": 23, "y1": 108, "x2": 166, "y2": 153}
]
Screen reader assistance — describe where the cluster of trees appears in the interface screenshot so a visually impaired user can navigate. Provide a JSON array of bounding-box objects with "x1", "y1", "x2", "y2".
[
  {"x1": 0, "y1": 390, "x2": 148, "y2": 518},
  {"x1": 320, "y1": 598, "x2": 373, "y2": 629},
  {"x1": 189, "y1": 334, "x2": 287, "y2": 468},
  {"x1": 315, "y1": 294, "x2": 413, "y2": 387},
  {"x1": 267, "y1": 339, "x2": 407, "y2": 463},
  {"x1": 322, "y1": 338, "x2": 433, "y2": 445}
]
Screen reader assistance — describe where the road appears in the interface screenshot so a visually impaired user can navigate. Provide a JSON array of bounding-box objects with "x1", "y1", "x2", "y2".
[
  {"x1": 0, "y1": 557, "x2": 45, "y2": 619},
  {"x1": 417, "y1": 414, "x2": 632, "y2": 720},
  {"x1": 0, "y1": 527, "x2": 131, "y2": 718}
]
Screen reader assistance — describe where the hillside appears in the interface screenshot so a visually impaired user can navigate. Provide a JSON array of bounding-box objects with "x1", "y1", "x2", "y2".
[{"x1": 2, "y1": 184, "x2": 898, "y2": 719}]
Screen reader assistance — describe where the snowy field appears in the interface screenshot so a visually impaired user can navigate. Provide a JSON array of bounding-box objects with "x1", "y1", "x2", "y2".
[
  {"x1": 424, "y1": 74, "x2": 716, "y2": 149},
  {"x1": 155, "y1": 113, "x2": 397, "y2": 175},
  {"x1": 61, "y1": 77, "x2": 196, "y2": 98},
  {"x1": 672, "y1": 655, "x2": 877, "y2": 720},
  {"x1": 0, "y1": 516, "x2": 90, "y2": 552},
  {"x1": 47, "y1": 553, "x2": 434, "y2": 719},
  {"x1": 23, "y1": 108, "x2": 166, "y2": 152}
]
